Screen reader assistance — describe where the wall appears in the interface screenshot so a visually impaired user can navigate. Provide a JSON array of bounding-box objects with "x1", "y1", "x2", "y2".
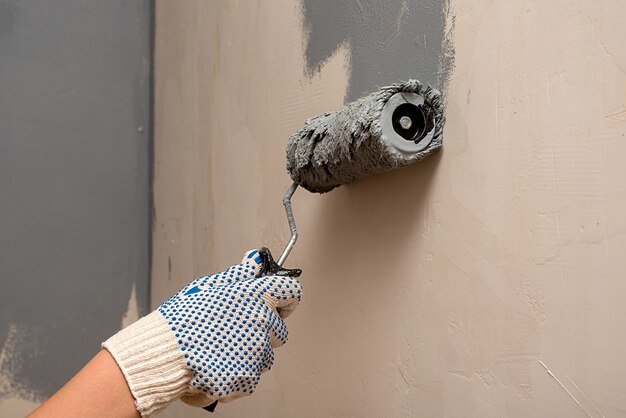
[
  {"x1": 0, "y1": 1, "x2": 152, "y2": 415},
  {"x1": 154, "y1": 1, "x2": 626, "y2": 417}
]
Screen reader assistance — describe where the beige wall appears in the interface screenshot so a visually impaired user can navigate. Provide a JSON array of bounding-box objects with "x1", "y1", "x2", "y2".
[{"x1": 153, "y1": 1, "x2": 626, "y2": 417}]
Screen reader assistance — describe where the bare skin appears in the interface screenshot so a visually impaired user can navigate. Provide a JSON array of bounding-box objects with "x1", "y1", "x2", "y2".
[{"x1": 28, "y1": 350, "x2": 140, "y2": 418}]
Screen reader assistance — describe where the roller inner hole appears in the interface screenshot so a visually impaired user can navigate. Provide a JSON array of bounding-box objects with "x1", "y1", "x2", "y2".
[{"x1": 392, "y1": 103, "x2": 429, "y2": 142}]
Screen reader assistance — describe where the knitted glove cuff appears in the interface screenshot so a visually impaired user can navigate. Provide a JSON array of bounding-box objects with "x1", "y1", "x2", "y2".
[{"x1": 103, "y1": 311, "x2": 191, "y2": 417}]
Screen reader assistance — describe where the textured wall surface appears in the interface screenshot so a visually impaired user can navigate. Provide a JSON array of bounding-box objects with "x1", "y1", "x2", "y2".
[
  {"x1": 154, "y1": 0, "x2": 626, "y2": 416},
  {"x1": 0, "y1": 1, "x2": 151, "y2": 415}
]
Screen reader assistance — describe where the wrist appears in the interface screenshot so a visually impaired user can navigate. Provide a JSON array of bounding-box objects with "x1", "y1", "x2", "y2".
[{"x1": 103, "y1": 311, "x2": 192, "y2": 417}]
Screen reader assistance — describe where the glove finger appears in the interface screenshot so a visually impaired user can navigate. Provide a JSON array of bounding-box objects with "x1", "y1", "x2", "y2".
[
  {"x1": 264, "y1": 307, "x2": 289, "y2": 348},
  {"x1": 260, "y1": 340, "x2": 276, "y2": 373},
  {"x1": 171, "y1": 250, "x2": 265, "y2": 295},
  {"x1": 200, "y1": 250, "x2": 263, "y2": 288},
  {"x1": 240, "y1": 249, "x2": 264, "y2": 277},
  {"x1": 260, "y1": 275, "x2": 303, "y2": 319}
]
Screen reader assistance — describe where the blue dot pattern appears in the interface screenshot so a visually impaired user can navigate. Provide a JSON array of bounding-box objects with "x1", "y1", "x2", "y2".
[{"x1": 158, "y1": 250, "x2": 302, "y2": 403}]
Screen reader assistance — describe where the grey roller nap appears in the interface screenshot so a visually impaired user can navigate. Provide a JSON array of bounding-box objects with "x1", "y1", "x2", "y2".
[{"x1": 286, "y1": 79, "x2": 445, "y2": 193}]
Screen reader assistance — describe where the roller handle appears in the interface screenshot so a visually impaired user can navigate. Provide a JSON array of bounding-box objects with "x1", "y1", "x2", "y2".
[{"x1": 277, "y1": 182, "x2": 299, "y2": 266}]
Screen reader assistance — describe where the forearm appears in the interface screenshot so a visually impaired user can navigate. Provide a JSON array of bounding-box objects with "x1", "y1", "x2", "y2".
[
  {"x1": 28, "y1": 249, "x2": 301, "y2": 418},
  {"x1": 29, "y1": 350, "x2": 140, "y2": 418}
]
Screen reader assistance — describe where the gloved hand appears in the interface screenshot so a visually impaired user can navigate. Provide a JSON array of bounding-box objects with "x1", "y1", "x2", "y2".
[{"x1": 103, "y1": 248, "x2": 302, "y2": 417}]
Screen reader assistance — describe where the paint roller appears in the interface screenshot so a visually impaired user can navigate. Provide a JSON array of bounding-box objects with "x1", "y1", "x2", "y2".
[
  {"x1": 273, "y1": 79, "x2": 445, "y2": 268},
  {"x1": 208, "y1": 79, "x2": 445, "y2": 413}
]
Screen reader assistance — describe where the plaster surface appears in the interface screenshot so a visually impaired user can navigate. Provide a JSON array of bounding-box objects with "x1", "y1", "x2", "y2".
[{"x1": 153, "y1": 0, "x2": 626, "y2": 416}]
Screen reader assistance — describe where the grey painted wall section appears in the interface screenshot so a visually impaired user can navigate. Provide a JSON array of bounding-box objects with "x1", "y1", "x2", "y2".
[
  {"x1": 0, "y1": 0, "x2": 151, "y2": 401},
  {"x1": 301, "y1": 0, "x2": 453, "y2": 101}
]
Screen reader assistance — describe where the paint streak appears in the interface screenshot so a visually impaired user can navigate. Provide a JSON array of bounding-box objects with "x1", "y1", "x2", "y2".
[
  {"x1": 301, "y1": 0, "x2": 454, "y2": 100},
  {"x1": 565, "y1": 375, "x2": 606, "y2": 418},
  {"x1": 121, "y1": 283, "x2": 140, "y2": 329},
  {"x1": 0, "y1": 324, "x2": 43, "y2": 401},
  {"x1": 539, "y1": 361, "x2": 592, "y2": 417}
]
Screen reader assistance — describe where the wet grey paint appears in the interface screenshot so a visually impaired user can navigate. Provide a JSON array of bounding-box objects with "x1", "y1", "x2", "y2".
[
  {"x1": 0, "y1": 0, "x2": 151, "y2": 401},
  {"x1": 301, "y1": 0, "x2": 453, "y2": 101}
]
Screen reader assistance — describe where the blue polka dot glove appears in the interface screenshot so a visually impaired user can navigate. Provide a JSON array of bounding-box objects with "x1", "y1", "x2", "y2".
[{"x1": 103, "y1": 248, "x2": 302, "y2": 417}]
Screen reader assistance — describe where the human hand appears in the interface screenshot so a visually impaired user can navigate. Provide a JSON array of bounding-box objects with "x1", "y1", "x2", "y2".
[{"x1": 103, "y1": 248, "x2": 302, "y2": 417}]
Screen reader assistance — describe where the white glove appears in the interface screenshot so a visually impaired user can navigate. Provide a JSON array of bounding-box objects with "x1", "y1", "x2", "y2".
[{"x1": 103, "y1": 248, "x2": 302, "y2": 417}]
